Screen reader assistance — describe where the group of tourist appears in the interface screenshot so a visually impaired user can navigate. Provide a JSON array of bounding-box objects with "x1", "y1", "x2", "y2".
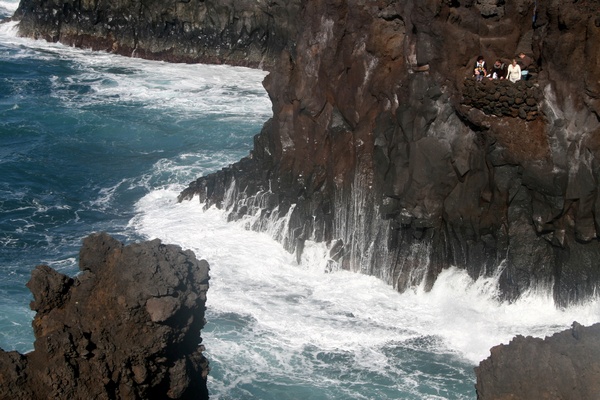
[{"x1": 473, "y1": 53, "x2": 534, "y2": 83}]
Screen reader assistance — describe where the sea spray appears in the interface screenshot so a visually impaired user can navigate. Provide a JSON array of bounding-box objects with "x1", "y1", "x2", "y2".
[
  {"x1": 131, "y1": 188, "x2": 600, "y2": 399},
  {"x1": 0, "y1": 0, "x2": 17, "y2": 17}
]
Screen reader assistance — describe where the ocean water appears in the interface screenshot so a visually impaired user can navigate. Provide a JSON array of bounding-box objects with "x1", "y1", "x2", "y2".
[{"x1": 1, "y1": 3, "x2": 599, "y2": 399}]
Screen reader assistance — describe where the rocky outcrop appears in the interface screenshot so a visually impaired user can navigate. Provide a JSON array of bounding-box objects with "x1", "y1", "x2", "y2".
[
  {"x1": 11, "y1": 0, "x2": 600, "y2": 306},
  {"x1": 12, "y1": 0, "x2": 301, "y2": 68},
  {"x1": 475, "y1": 322, "x2": 600, "y2": 399},
  {"x1": 0, "y1": 233, "x2": 210, "y2": 400}
]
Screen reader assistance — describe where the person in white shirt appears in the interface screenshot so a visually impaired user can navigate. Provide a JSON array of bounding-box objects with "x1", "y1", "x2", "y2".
[{"x1": 507, "y1": 59, "x2": 521, "y2": 83}]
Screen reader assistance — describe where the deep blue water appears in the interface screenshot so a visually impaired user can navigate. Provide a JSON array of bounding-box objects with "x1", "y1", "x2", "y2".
[{"x1": 0, "y1": 16, "x2": 270, "y2": 353}]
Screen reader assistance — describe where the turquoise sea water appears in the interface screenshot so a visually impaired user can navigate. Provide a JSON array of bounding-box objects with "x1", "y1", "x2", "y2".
[
  {"x1": 1, "y1": 3, "x2": 599, "y2": 399},
  {"x1": 0, "y1": 8, "x2": 269, "y2": 354}
]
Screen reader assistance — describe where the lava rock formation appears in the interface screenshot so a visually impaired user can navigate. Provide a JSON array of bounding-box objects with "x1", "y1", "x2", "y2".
[
  {"x1": 475, "y1": 322, "x2": 600, "y2": 400},
  {"x1": 178, "y1": 0, "x2": 600, "y2": 307},
  {"x1": 11, "y1": 0, "x2": 300, "y2": 68},
  {"x1": 0, "y1": 233, "x2": 210, "y2": 400}
]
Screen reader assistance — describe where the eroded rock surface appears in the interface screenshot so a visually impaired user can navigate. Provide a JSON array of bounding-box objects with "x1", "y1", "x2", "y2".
[
  {"x1": 0, "y1": 233, "x2": 210, "y2": 400},
  {"x1": 475, "y1": 322, "x2": 600, "y2": 400}
]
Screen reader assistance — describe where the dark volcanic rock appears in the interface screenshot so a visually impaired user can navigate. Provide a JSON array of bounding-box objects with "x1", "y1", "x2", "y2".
[
  {"x1": 179, "y1": 1, "x2": 600, "y2": 306},
  {"x1": 11, "y1": 0, "x2": 600, "y2": 306},
  {"x1": 475, "y1": 322, "x2": 600, "y2": 400},
  {"x1": 12, "y1": 0, "x2": 301, "y2": 68},
  {"x1": 0, "y1": 233, "x2": 210, "y2": 400}
]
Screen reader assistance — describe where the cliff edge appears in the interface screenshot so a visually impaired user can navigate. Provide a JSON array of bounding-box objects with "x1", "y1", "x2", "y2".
[
  {"x1": 0, "y1": 233, "x2": 210, "y2": 400},
  {"x1": 12, "y1": 0, "x2": 300, "y2": 68}
]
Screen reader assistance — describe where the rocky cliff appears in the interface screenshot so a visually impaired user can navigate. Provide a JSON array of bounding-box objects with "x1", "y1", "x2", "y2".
[
  {"x1": 475, "y1": 322, "x2": 600, "y2": 400},
  {"x1": 180, "y1": 0, "x2": 600, "y2": 307},
  {"x1": 12, "y1": 0, "x2": 300, "y2": 68},
  {"x1": 12, "y1": 0, "x2": 600, "y2": 306},
  {"x1": 0, "y1": 233, "x2": 210, "y2": 400}
]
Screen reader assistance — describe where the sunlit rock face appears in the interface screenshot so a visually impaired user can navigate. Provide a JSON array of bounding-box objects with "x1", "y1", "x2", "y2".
[
  {"x1": 12, "y1": 0, "x2": 600, "y2": 305},
  {"x1": 0, "y1": 233, "x2": 210, "y2": 400}
]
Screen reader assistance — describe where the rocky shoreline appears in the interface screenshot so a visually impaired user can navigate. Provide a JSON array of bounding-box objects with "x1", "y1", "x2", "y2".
[
  {"x1": 1, "y1": 235, "x2": 598, "y2": 399},
  {"x1": 177, "y1": 0, "x2": 600, "y2": 308},
  {"x1": 0, "y1": 233, "x2": 210, "y2": 399},
  {"x1": 5, "y1": 0, "x2": 600, "y2": 398},
  {"x1": 11, "y1": 0, "x2": 300, "y2": 69}
]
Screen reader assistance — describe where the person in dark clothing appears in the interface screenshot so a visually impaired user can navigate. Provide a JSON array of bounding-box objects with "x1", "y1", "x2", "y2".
[
  {"x1": 518, "y1": 52, "x2": 534, "y2": 80},
  {"x1": 473, "y1": 55, "x2": 487, "y2": 82},
  {"x1": 490, "y1": 59, "x2": 507, "y2": 80}
]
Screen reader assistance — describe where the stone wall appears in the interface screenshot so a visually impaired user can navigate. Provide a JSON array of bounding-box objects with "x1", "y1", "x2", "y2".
[{"x1": 462, "y1": 78, "x2": 542, "y2": 120}]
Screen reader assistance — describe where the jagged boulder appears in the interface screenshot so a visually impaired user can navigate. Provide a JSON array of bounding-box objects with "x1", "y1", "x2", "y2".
[
  {"x1": 0, "y1": 233, "x2": 210, "y2": 400},
  {"x1": 475, "y1": 322, "x2": 600, "y2": 400}
]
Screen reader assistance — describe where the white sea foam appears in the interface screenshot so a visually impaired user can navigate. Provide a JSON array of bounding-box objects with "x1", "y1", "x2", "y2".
[
  {"x1": 0, "y1": 0, "x2": 18, "y2": 15},
  {"x1": 55, "y1": 54, "x2": 271, "y2": 120},
  {"x1": 0, "y1": 20, "x2": 17, "y2": 36},
  {"x1": 0, "y1": 21, "x2": 271, "y2": 122},
  {"x1": 130, "y1": 188, "x2": 600, "y2": 375}
]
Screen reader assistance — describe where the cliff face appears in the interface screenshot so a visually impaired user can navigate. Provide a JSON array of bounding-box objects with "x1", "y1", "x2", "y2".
[
  {"x1": 0, "y1": 233, "x2": 210, "y2": 399},
  {"x1": 475, "y1": 322, "x2": 600, "y2": 400},
  {"x1": 13, "y1": 0, "x2": 301, "y2": 68},
  {"x1": 12, "y1": 0, "x2": 600, "y2": 306},
  {"x1": 180, "y1": 0, "x2": 600, "y2": 306}
]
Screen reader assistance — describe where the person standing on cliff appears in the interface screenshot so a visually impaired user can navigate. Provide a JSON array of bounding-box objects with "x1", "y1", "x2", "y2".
[
  {"x1": 474, "y1": 56, "x2": 487, "y2": 82},
  {"x1": 507, "y1": 59, "x2": 521, "y2": 82},
  {"x1": 518, "y1": 52, "x2": 533, "y2": 80}
]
